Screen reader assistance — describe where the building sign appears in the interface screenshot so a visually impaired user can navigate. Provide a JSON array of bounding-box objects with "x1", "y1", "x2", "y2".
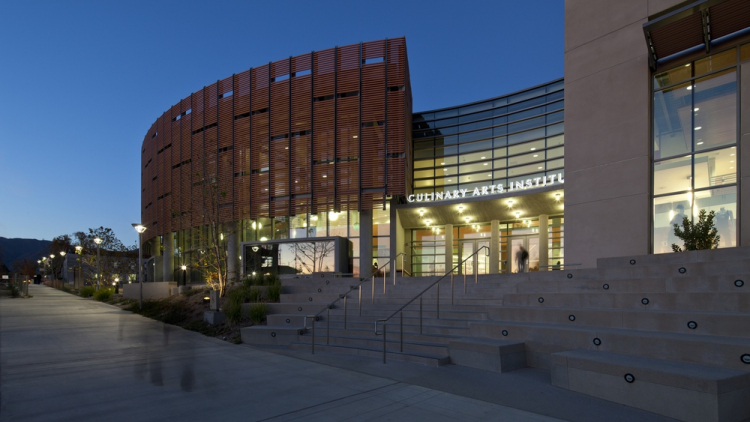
[{"x1": 407, "y1": 173, "x2": 564, "y2": 203}]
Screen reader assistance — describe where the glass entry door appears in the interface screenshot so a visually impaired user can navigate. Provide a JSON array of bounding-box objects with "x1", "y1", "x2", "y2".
[
  {"x1": 458, "y1": 240, "x2": 490, "y2": 275},
  {"x1": 508, "y1": 236, "x2": 540, "y2": 273}
]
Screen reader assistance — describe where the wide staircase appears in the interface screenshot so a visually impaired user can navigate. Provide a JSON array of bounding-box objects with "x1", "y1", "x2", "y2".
[{"x1": 242, "y1": 247, "x2": 750, "y2": 422}]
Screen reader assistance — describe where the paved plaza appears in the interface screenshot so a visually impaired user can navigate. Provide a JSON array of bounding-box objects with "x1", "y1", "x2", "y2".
[{"x1": 0, "y1": 286, "x2": 671, "y2": 421}]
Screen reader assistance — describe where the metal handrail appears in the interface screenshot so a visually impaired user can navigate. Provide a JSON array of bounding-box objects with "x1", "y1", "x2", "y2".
[
  {"x1": 374, "y1": 246, "x2": 489, "y2": 363},
  {"x1": 303, "y1": 252, "x2": 407, "y2": 354}
]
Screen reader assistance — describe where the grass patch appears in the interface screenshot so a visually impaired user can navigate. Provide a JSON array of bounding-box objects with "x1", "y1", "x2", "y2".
[
  {"x1": 183, "y1": 320, "x2": 219, "y2": 336},
  {"x1": 93, "y1": 288, "x2": 114, "y2": 302},
  {"x1": 125, "y1": 299, "x2": 189, "y2": 325},
  {"x1": 80, "y1": 286, "x2": 96, "y2": 298},
  {"x1": 183, "y1": 287, "x2": 207, "y2": 297},
  {"x1": 266, "y1": 282, "x2": 282, "y2": 302}
]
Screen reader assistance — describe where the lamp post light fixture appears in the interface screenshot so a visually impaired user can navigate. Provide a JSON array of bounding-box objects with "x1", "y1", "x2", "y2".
[
  {"x1": 131, "y1": 224, "x2": 147, "y2": 309},
  {"x1": 181, "y1": 265, "x2": 187, "y2": 287},
  {"x1": 75, "y1": 245, "x2": 83, "y2": 289},
  {"x1": 49, "y1": 254, "x2": 55, "y2": 281},
  {"x1": 93, "y1": 237, "x2": 102, "y2": 291},
  {"x1": 59, "y1": 251, "x2": 67, "y2": 285}
]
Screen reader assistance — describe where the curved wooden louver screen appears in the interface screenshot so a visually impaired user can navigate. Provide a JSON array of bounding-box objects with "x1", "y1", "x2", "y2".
[{"x1": 140, "y1": 38, "x2": 411, "y2": 241}]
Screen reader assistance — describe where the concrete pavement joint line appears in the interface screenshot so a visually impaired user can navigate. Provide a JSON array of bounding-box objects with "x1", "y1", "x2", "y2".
[{"x1": 255, "y1": 381, "x2": 400, "y2": 421}]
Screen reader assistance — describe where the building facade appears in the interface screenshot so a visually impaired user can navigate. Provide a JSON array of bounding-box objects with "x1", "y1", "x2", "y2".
[{"x1": 141, "y1": 0, "x2": 750, "y2": 282}]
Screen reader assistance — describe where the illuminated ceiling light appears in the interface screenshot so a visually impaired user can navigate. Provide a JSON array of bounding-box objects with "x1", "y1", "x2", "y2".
[
  {"x1": 538, "y1": 166, "x2": 543, "y2": 169},
  {"x1": 685, "y1": 64, "x2": 690, "y2": 67},
  {"x1": 448, "y1": 179, "x2": 452, "y2": 182},
  {"x1": 418, "y1": 209, "x2": 425, "y2": 216},
  {"x1": 514, "y1": 210, "x2": 522, "y2": 217},
  {"x1": 322, "y1": 174, "x2": 327, "y2": 178},
  {"x1": 295, "y1": 180, "x2": 298, "y2": 183},
  {"x1": 464, "y1": 216, "x2": 471, "y2": 223},
  {"x1": 730, "y1": 160, "x2": 735, "y2": 163},
  {"x1": 530, "y1": 147, "x2": 536, "y2": 151},
  {"x1": 694, "y1": 108, "x2": 699, "y2": 111},
  {"x1": 284, "y1": 146, "x2": 288, "y2": 150},
  {"x1": 694, "y1": 127, "x2": 702, "y2": 130},
  {"x1": 353, "y1": 135, "x2": 358, "y2": 139},
  {"x1": 555, "y1": 193, "x2": 561, "y2": 201},
  {"x1": 260, "y1": 237, "x2": 268, "y2": 242},
  {"x1": 483, "y1": 163, "x2": 488, "y2": 166},
  {"x1": 425, "y1": 219, "x2": 432, "y2": 225},
  {"x1": 440, "y1": 162, "x2": 445, "y2": 165},
  {"x1": 533, "y1": 154, "x2": 538, "y2": 157},
  {"x1": 481, "y1": 156, "x2": 486, "y2": 159},
  {"x1": 443, "y1": 168, "x2": 448, "y2": 171},
  {"x1": 507, "y1": 199, "x2": 514, "y2": 207},
  {"x1": 687, "y1": 85, "x2": 693, "y2": 90},
  {"x1": 488, "y1": 174, "x2": 492, "y2": 177},
  {"x1": 328, "y1": 211, "x2": 340, "y2": 221},
  {"x1": 458, "y1": 205, "x2": 464, "y2": 213},
  {"x1": 252, "y1": 221, "x2": 257, "y2": 229},
  {"x1": 310, "y1": 215, "x2": 318, "y2": 221},
  {"x1": 730, "y1": 167, "x2": 735, "y2": 169}
]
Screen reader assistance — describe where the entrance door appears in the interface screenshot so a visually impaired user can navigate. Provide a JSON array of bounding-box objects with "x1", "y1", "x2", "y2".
[
  {"x1": 508, "y1": 236, "x2": 540, "y2": 273},
  {"x1": 458, "y1": 240, "x2": 490, "y2": 275}
]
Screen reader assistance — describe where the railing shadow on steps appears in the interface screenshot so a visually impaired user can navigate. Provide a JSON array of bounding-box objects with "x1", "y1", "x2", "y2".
[
  {"x1": 303, "y1": 252, "x2": 407, "y2": 354},
  {"x1": 373, "y1": 245, "x2": 489, "y2": 363}
]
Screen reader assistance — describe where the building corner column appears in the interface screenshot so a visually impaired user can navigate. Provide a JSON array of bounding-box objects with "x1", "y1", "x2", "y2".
[
  {"x1": 490, "y1": 220, "x2": 500, "y2": 274},
  {"x1": 539, "y1": 214, "x2": 549, "y2": 270},
  {"x1": 360, "y1": 209, "x2": 373, "y2": 275}
]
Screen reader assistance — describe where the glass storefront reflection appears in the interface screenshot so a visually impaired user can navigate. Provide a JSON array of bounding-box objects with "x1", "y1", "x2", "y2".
[{"x1": 245, "y1": 240, "x2": 337, "y2": 275}]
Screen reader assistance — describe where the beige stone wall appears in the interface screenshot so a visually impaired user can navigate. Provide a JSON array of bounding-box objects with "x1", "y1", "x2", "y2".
[{"x1": 564, "y1": 0, "x2": 684, "y2": 267}]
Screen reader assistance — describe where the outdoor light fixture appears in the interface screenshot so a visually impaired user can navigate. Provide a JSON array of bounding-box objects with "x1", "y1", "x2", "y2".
[
  {"x1": 60, "y1": 251, "x2": 66, "y2": 257},
  {"x1": 132, "y1": 223, "x2": 147, "y2": 309},
  {"x1": 76, "y1": 245, "x2": 82, "y2": 253},
  {"x1": 464, "y1": 216, "x2": 471, "y2": 223},
  {"x1": 555, "y1": 193, "x2": 561, "y2": 201},
  {"x1": 181, "y1": 265, "x2": 187, "y2": 271},
  {"x1": 94, "y1": 237, "x2": 102, "y2": 245},
  {"x1": 458, "y1": 205, "x2": 464, "y2": 213},
  {"x1": 507, "y1": 200, "x2": 514, "y2": 207}
]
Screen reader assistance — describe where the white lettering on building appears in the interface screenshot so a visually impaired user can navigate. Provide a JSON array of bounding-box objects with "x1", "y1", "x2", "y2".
[{"x1": 407, "y1": 173, "x2": 564, "y2": 203}]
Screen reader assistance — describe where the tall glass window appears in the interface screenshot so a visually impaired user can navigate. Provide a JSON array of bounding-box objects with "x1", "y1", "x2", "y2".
[
  {"x1": 412, "y1": 80, "x2": 564, "y2": 196},
  {"x1": 652, "y1": 48, "x2": 739, "y2": 253}
]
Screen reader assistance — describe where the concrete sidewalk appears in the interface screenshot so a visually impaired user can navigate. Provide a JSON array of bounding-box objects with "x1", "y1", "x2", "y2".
[{"x1": 0, "y1": 286, "x2": 670, "y2": 421}]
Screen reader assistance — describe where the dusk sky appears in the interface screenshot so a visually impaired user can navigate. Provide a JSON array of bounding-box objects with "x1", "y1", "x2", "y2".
[{"x1": 0, "y1": 0, "x2": 564, "y2": 246}]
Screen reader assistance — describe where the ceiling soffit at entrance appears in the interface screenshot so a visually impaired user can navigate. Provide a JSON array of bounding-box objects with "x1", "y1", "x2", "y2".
[{"x1": 396, "y1": 186, "x2": 564, "y2": 228}]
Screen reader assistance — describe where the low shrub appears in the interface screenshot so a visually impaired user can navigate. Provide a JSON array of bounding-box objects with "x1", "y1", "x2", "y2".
[
  {"x1": 248, "y1": 302, "x2": 267, "y2": 324},
  {"x1": 263, "y1": 274, "x2": 280, "y2": 287},
  {"x1": 93, "y1": 288, "x2": 114, "y2": 302},
  {"x1": 249, "y1": 286, "x2": 262, "y2": 302},
  {"x1": 224, "y1": 293, "x2": 244, "y2": 324},
  {"x1": 266, "y1": 282, "x2": 282, "y2": 302},
  {"x1": 125, "y1": 299, "x2": 188, "y2": 325},
  {"x1": 61, "y1": 285, "x2": 72, "y2": 294},
  {"x1": 80, "y1": 286, "x2": 96, "y2": 298},
  {"x1": 9, "y1": 284, "x2": 20, "y2": 298}
]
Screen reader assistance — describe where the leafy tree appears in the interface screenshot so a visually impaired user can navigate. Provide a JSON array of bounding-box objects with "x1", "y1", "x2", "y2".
[
  {"x1": 672, "y1": 209, "x2": 720, "y2": 252},
  {"x1": 12, "y1": 259, "x2": 37, "y2": 278},
  {"x1": 48, "y1": 235, "x2": 73, "y2": 279},
  {"x1": 72, "y1": 228, "x2": 136, "y2": 288}
]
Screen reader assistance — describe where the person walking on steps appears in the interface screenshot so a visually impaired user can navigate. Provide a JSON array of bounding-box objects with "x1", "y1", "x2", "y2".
[{"x1": 516, "y1": 245, "x2": 529, "y2": 273}]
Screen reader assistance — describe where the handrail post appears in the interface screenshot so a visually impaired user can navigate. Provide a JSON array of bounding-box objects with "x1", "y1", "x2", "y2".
[
  {"x1": 311, "y1": 318, "x2": 315, "y2": 355},
  {"x1": 383, "y1": 265, "x2": 386, "y2": 294},
  {"x1": 359, "y1": 285, "x2": 362, "y2": 316},
  {"x1": 343, "y1": 294, "x2": 347, "y2": 329},
  {"x1": 393, "y1": 258, "x2": 396, "y2": 285},
  {"x1": 437, "y1": 281, "x2": 440, "y2": 319},
  {"x1": 451, "y1": 271, "x2": 454, "y2": 305},
  {"x1": 383, "y1": 322, "x2": 387, "y2": 363},
  {"x1": 464, "y1": 261, "x2": 467, "y2": 294},
  {"x1": 400, "y1": 311, "x2": 403, "y2": 352},
  {"x1": 326, "y1": 308, "x2": 330, "y2": 345},
  {"x1": 371, "y1": 275, "x2": 374, "y2": 304}
]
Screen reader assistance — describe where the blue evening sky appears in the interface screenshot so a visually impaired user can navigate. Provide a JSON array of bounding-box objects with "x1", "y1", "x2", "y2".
[{"x1": 0, "y1": 0, "x2": 563, "y2": 246}]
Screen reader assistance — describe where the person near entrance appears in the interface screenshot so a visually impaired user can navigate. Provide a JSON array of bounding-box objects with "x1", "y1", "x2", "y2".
[{"x1": 516, "y1": 245, "x2": 529, "y2": 273}]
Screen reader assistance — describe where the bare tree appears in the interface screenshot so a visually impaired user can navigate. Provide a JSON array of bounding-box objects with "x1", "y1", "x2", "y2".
[
  {"x1": 292, "y1": 241, "x2": 335, "y2": 274},
  {"x1": 190, "y1": 170, "x2": 234, "y2": 297}
]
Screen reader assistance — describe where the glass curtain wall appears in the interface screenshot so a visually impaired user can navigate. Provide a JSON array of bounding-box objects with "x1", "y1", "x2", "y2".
[
  {"x1": 652, "y1": 47, "x2": 742, "y2": 253},
  {"x1": 410, "y1": 216, "x2": 563, "y2": 276},
  {"x1": 412, "y1": 80, "x2": 564, "y2": 195}
]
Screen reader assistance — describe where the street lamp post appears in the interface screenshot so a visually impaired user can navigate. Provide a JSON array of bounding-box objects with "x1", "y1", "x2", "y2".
[
  {"x1": 181, "y1": 265, "x2": 187, "y2": 287},
  {"x1": 59, "y1": 251, "x2": 67, "y2": 286},
  {"x1": 49, "y1": 254, "x2": 55, "y2": 284},
  {"x1": 132, "y1": 223, "x2": 147, "y2": 309},
  {"x1": 75, "y1": 245, "x2": 83, "y2": 290},
  {"x1": 93, "y1": 237, "x2": 102, "y2": 291}
]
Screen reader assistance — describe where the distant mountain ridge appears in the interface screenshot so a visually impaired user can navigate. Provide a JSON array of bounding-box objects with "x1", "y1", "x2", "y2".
[{"x1": 0, "y1": 237, "x2": 52, "y2": 268}]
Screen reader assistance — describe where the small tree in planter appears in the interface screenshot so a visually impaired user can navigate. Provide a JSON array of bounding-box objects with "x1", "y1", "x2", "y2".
[{"x1": 672, "y1": 209, "x2": 720, "y2": 252}]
